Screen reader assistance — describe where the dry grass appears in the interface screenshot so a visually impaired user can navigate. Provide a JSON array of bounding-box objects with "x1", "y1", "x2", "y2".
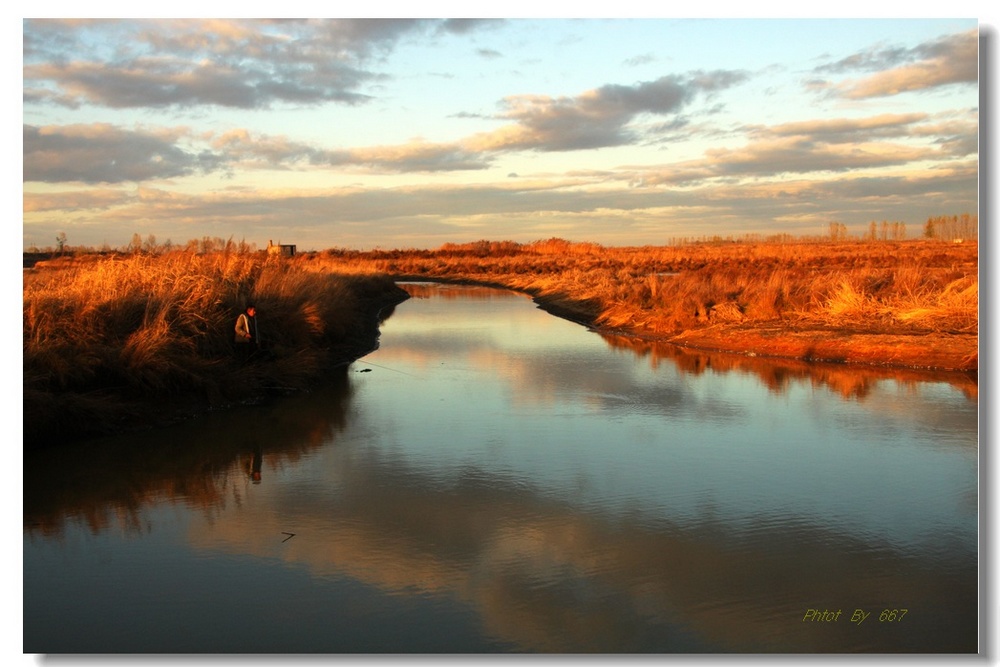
[
  {"x1": 299, "y1": 238, "x2": 977, "y2": 369},
  {"x1": 23, "y1": 248, "x2": 407, "y2": 446},
  {"x1": 24, "y1": 237, "x2": 977, "y2": 444}
]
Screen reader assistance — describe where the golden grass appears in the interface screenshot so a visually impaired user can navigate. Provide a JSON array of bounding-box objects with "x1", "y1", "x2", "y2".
[
  {"x1": 23, "y1": 248, "x2": 408, "y2": 446},
  {"x1": 304, "y1": 239, "x2": 977, "y2": 335},
  {"x1": 24, "y1": 237, "x2": 977, "y2": 444},
  {"x1": 297, "y1": 239, "x2": 979, "y2": 370}
]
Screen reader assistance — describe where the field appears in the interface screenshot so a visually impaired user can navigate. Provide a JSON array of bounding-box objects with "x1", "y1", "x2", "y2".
[{"x1": 296, "y1": 237, "x2": 978, "y2": 371}]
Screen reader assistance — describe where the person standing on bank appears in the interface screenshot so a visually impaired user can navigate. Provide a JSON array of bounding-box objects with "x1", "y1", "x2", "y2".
[{"x1": 234, "y1": 304, "x2": 258, "y2": 361}]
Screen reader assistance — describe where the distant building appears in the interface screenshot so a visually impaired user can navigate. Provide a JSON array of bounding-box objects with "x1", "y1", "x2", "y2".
[{"x1": 267, "y1": 240, "x2": 296, "y2": 257}]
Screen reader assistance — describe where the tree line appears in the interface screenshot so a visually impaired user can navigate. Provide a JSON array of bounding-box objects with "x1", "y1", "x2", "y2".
[
  {"x1": 922, "y1": 214, "x2": 978, "y2": 241},
  {"x1": 26, "y1": 234, "x2": 258, "y2": 256},
  {"x1": 27, "y1": 213, "x2": 979, "y2": 255}
]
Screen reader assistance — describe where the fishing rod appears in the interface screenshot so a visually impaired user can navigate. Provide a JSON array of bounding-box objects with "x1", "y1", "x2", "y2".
[{"x1": 353, "y1": 358, "x2": 419, "y2": 377}]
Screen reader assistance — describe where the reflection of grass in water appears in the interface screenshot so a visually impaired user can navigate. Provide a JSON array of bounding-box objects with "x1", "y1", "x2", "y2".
[
  {"x1": 600, "y1": 332, "x2": 977, "y2": 402},
  {"x1": 23, "y1": 248, "x2": 407, "y2": 446},
  {"x1": 23, "y1": 373, "x2": 356, "y2": 536}
]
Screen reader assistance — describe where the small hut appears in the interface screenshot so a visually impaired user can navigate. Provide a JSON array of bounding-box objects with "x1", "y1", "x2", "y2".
[{"x1": 267, "y1": 240, "x2": 296, "y2": 257}]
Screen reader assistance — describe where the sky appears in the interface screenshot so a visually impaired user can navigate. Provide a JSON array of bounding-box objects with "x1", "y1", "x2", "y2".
[{"x1": 21, "y1": 12, "x2": 985, "y2": 251}]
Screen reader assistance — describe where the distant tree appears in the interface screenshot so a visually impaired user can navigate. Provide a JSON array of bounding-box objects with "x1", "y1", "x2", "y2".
[
  {"x1": 958, "y1": 213, "x2": 976, "y2": 239},
  {"x1": 828, "y1": 222, "x2": 848, "y2": 242},
  {"x1": 129, "y1": 232, "x2": 143, "y2": 253},
  {"x1": 924, "y1": 218, "x2": 936, "y2": 239},
  {"x1": 923, "y1": 214, "x2": 977, "y2": 241},
  {"x1": 55, "y1": 232, "x2": 67, "y2": 254},
  {"x1": 198, "y1": 236, "x2": 228, "y2": 253}
]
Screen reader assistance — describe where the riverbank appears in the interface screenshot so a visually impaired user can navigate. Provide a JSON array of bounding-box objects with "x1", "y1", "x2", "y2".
[
  {"x1": 300, "y1": 238, "x2": 978, "y2": 372},
  {"x1": 22, "y1": 238, "x2": 978, "y2": 447},
  {"x1": 529, "y1": 291, "x2": 977, "y2": 372},
  {"x1": 23, "y1": 251, "x2": 409, "y2": 448}
]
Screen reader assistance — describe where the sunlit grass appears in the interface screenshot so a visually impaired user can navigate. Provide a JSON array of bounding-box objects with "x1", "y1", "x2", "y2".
[
  {"x1": 302, "y1": 238, "x2": 978, "y2": 338},
  {"x1": 24, "y1": 235, "x2": 977, "y2": 444},
  {"x1": 23, "y1": 248, "x2": 407, "y2": 445}
]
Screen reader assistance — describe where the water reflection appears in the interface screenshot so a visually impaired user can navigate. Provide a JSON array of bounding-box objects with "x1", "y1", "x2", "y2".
[
  {"x1": 23, "y1": 283, "x2": 978, "y2": 653},
  {"x1": 599, "y1": 331, "x2": 978, "y2": 402},
  {"x1": 23, "y1": 369, "x2": 356, "y2": 535},
  {"x1": 185, "y1": 444, "x2": 976, "y2": 652}
]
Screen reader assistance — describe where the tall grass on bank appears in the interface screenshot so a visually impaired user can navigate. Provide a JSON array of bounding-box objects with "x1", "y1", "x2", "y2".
[
  {"x1": 304, "y1": 237, "x2": 978, "y2": 344},
  {"x1": 24, "y1": 249, "x2": 407, "y2": 446}
]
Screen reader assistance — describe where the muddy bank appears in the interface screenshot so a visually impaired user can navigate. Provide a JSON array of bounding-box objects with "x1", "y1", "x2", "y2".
[
  {"x1": 663, "y1": 325, "x2": 977, "y2": 372},
  {"x1": 330, "y1": 239, "x2": 976, "y2": 374},
  {"x1": 394, "y1": 278, "x2": 976, "y2": 372},
  {"x1": 530, "y1": 291, "x2": 977, "y2": 373}
]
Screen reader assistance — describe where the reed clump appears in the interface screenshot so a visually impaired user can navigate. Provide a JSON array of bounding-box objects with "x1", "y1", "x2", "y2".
[{"x1": 24, "y1": 248, "x2": 408, "y2": 446}]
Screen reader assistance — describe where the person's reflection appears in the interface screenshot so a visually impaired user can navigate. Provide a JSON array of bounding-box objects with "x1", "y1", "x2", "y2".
[{"x1": 247, "y1": 443, "x2": 263, "y2": 484}]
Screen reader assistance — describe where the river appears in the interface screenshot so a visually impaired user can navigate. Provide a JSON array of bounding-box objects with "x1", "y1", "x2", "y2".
[{"x1": 23, "y1": 282, "x2": 979, "y2": 654}]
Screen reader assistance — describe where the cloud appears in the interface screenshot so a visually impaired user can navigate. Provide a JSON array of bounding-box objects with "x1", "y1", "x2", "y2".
[
  {"x1": 437, "y1": 19, "x2": 505, "y2": 35},
  {"x1": 24, "y1": 58, "x2": 376, "y2": 110},
  {"x1": 633, "y1": 112, "x2": 973, "y2": 186},
  {"x1": 813, "y1": 29, "x2": 978, "y2": 99},
  {"x1": 623, "y1": 53, "x2": 657, "y2": 67},
  {"x1": 211, "y1": 128, "x2": 492, "y2": 173},
  {"x1": 467, "y1": 71, "x2": 749, "y2": 152},
  {"x1": 345, "y1": 143, "x2": 491, "y2": 172},
  {"x1": 208, "y1": 129, "x2": 320, "y2": 168},
  {"x1": 22, "y1": 122, "x2": 496, "y2": 183},
  {"x1": 759, "y1": 113, "x2": 978, "y2": 160},
  {"x1": 24, "y1": 159, "x2": 979, "y2": 251},
  {"x1": 707, "y1": 137, "x2": 936, "y2": 177},
  {"x1": 650, "y1": 138, "x2": 937, "y2": 184},
  {"x1": 23, "y1": 188, "x2": 133, "y2": 213},
  {"x1": 756, "y1": 113, "x2": 930, "y2": 141},
  {"x1": 23, "y1": 123, "x2": 219, "y2": 184},
  {"x1": 22, "y1": 19, "x2": 497, "y2": 110},
  {"x1": 22, "y1": 67, "x2": 753, "y2": 181},
  {"x1": 26, "y1": 103, "x2": 974, "y2": 187}
]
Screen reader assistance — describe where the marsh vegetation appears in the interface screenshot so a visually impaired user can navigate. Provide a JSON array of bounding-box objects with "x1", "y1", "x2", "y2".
[
  {"x1": 23, "y1": 246, "x2": 408, "y2": 446},
  {"x1": 295, "y1": 237, "x2": 979, "y2": 370},
  {"x1": 23, "y1": 232, "x2": 977, "y2": 446}
]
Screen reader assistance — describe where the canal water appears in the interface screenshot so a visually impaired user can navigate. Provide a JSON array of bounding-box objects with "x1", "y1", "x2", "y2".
[{"x1": 23, "y1": 282, "x2": 979, "y2": 653}]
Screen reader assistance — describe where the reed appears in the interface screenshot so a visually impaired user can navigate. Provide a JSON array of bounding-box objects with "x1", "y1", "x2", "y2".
[
  {"x1": 24, "y1": 236, "x2": 977, "y2": 444},
  {"x1": 23, "y1": 249, "x2": 408, "y2": 446},
  {"x1": 299, "y1": 238, "x2": 977, "y2": 368}
]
